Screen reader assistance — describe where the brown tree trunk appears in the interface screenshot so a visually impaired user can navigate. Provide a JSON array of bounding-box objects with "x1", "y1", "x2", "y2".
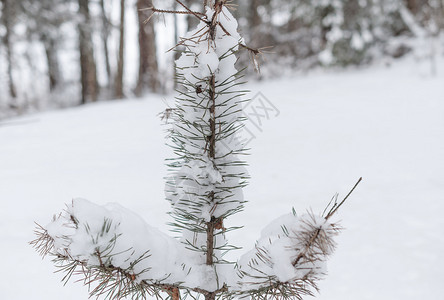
[
  {"x1": 406, "y1": 0, "x2": 418, "y2": 14},
  {"x1": 1, "y1": 0, "x2": 17, "y2": 100},
  {"x1": 135, "y1": 0, "x2": 159, "y2": 96},
  {"x1": 250, "y1": 0, "x2": 261, "y2": 30},
  {"x1": 78, "y1": 0, "x2": 98, "y2": 104},
  {"x1": 115, "y1": 0, "x2": 125, "y2": 98},
  {"x1": 319, "y1": 6, "x2": 333, "y2": 49},
  {"x1": 440, "y1": 0, "x2": 444, "y2": 29},
  {"x1": 42, "y1": 36, "x2": 61, "y2": 92},
  {"x1": 185, "y1": 0, "x2": 200, "y2": 31},
  {"x1": 100, "y1": 0, "x2": 112, "y2": 87},
  {"x1": 249, "y1": 0, "x2": 269, "y2": 48}
]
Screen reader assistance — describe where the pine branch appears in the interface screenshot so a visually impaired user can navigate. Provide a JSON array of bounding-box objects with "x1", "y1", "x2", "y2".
[
  {"x1": 29, "y1": 222, "x2": 54, "y2": 257},
  {"x1": 234, "y1": 178, "x2": 362, "y2": 299},
  {"x1": 30, "y1": 204, "x2": 232, "y2": 300}
]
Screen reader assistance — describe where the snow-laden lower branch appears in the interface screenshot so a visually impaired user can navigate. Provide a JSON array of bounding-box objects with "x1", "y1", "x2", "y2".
[
  {"x1": 233, "y1": 212, "x2": 340, "y2": 298},
  {"x1": 31, "y1": 199, "x2": 222, "y2": 295}
]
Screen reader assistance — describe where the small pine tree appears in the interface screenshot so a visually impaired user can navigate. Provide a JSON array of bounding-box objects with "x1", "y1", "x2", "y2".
[{"x1": 31, "y1": 1, "x2": 361, "y2": 299}]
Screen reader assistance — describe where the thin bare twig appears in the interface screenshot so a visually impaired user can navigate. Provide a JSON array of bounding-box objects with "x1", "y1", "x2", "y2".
[
  {"x1": 141, "y1": 6, "x2": 205, "y2": 17},
  {"x1": 175, "y1": 0, "x2": 207, "y2": 23},
  {"x1": 325, "y1": 177, "x2": 362, "y2": 219}
]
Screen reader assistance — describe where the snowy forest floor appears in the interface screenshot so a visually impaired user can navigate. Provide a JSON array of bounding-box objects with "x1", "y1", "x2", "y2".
[{"x1": 1, "y1": 56, "x2": 443, "y2": 299}]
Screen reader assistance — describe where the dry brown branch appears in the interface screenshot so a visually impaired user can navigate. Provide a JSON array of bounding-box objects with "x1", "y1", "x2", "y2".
[
  {"x1": 141, "y1": 5, "x2": 205, "y2": 17},
  {"x1": 141, "y1": 1, "x2": 207, "y2": 25},
  {"x1": 222, "y1": 0, "x2": 237, "y2": 11},
  {"x1": 325, "y1": 177, "x2": 362, "y2": 219},
  {"x1": 239, "y1": 43, "x2": 259, "y2": 55},
  {"x1": 291, "y1": 178, "x2": 362, "y2": 267},
  {"x1": 142, "y1": 11, "x2": 156, "y2": 24},
  {"x1": 240, "y1": 44, "x2": 274, "y2": 73},
  {"x1": 175, "y1": 0, "x2": 207, "y2": 23}
]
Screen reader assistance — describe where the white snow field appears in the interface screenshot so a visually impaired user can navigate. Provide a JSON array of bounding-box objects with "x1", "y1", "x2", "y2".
[{"x1": 1, "y1": 57, "x2": 443, "y2": 299}]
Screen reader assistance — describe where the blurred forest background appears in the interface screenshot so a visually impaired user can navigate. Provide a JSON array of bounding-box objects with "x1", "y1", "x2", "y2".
[{"x1": 0, "y1": 0, "x2": 443, "y2": 120}]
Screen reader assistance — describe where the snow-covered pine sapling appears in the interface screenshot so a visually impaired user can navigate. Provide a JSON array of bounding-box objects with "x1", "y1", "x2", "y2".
[{"x1": 31, "y1": 1, "x2": 361, "y2": 299}]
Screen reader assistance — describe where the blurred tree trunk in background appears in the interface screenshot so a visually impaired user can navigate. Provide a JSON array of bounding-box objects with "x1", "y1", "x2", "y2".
[
  {"x1": 100, "y1": 0, "x2": 112, "y2": 88},
  {"x1": 42, "y1": 36, "x2": 61, "y2": 92},
  {"x1": 185, "y1": 0, "x2": 199, "y2": 31},
  {"x1": 439, "y1": 0, "x2": 444, "y2": 29},
  {"x1": 173, "y1": 1, "x2": 180, "y2": 89},
  {"x1": 404, "y1": 0, "x2": 436, "y2": 23},
  {"x1": 78, "y1": 0, "x2": 98, "y2": 104},
  {"x1": 1, "y1": 0, "x2": 17, "y2": 100},
  {"x1": 115, "y1": 0, "x2": 125, "y2": 98},
  {"x1": 249, "y1": 0, "x2": 261, "y2": 46},
  {"x1": 135, "y1": 0, "x2": 159, "y2": 96},
  {"x1": 20, "y1": 0, "x2": 66, "y2": 94},
  {"x1": 406, "y1": 0, "x2": 419, "y2": 13}
]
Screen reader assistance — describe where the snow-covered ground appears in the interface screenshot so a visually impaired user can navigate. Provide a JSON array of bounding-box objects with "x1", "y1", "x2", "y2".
[{"x1": 1, "y1": 57, "x2": 443, "y2": 299}]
